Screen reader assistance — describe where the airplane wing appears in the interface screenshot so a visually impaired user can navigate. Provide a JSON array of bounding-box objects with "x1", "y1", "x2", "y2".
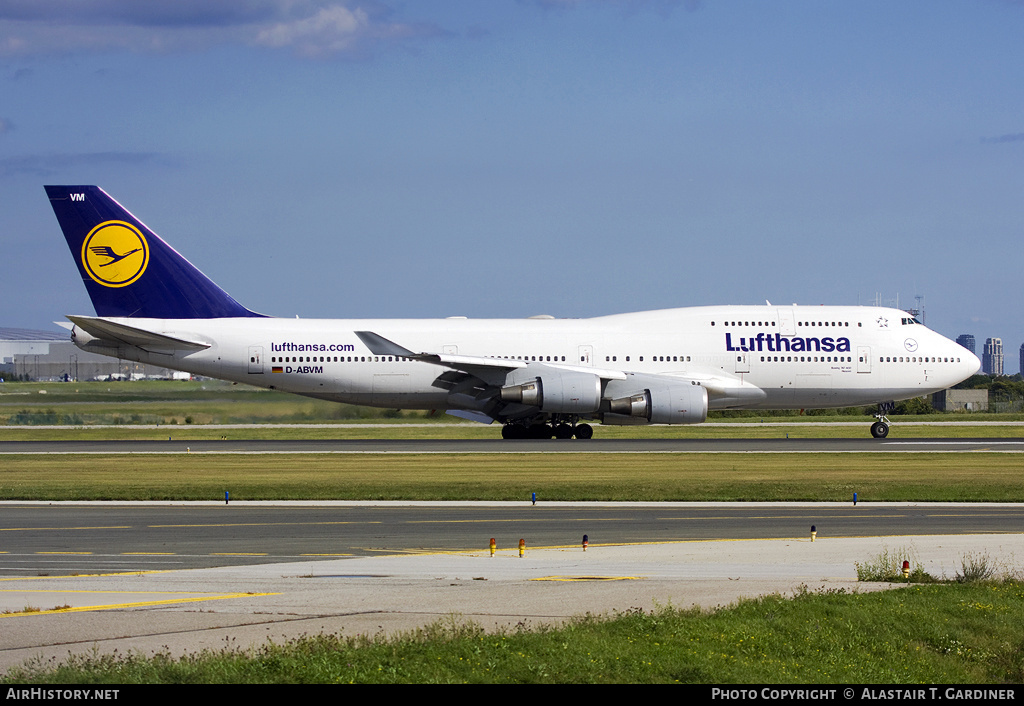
[
  {"x1": 355, "y1": 330, "x2": 522, "y2": 385},
  {"x1": 355, "y1": 331, "x2": 626, "y2": 386},
  {"x1": 356, "y1": 330, "x2": 635, "y2": 424},
  {"x1": 67, "y1": 315, "x2": 211, "y2": 353},
  {"x1": 355, "y1": 331, "x2": 763, "y2": 423}
]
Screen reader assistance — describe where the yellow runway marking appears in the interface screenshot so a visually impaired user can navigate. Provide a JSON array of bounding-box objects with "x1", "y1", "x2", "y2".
[
  {"x1": 0, "y1": 571, "x2": 172, "y2": 582},
  {"x1": 36, "y1": 551, "x2": 92, "y2": 555},
  {"x1": 211, "y1": 552, "x2": 267, "y2": 556},
  {"x1": 927, "y1": 513, "x2": 1024, "y2": 517},
  {"x1": 655, "y1": 514, "x2": 904, "y2": 520},
  {"x1": 149, "y1": 521, "x2": 380, "y2": 528},
  {"x1": 0, "y1": 591, "x2": 279, "y2": 617},
  {"x1": 122, "y1": 552, "x2": 176, "y2": 555},
  {"x1": 406, "y1": 518, "x2": 634, "y2": 525},
  {"x1": 3, "y1": 589, "x2": 213, "y2": 596},
  {"x1": 531, "y1": 576, "x2": 643, "y2": 582},
  {"x1": 300, "y1": 553, "x2": 353, "y2": 556},
  {"x1": 1, "y1": 526, "x2": 131, "y2": 532}
]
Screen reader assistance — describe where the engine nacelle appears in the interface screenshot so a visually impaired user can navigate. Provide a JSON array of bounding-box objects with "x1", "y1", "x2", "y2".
[
  {"x1": 500, "y1": 367, "x2": 603, "y2": 414},
  {"x1": 606, "y1": 383, "x2": 708, "y2": 425}
]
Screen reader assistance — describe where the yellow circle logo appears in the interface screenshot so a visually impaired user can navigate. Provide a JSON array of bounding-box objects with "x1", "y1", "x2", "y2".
[{"x1": 81, "y1": 221, "x2": 149, "y2": 288}]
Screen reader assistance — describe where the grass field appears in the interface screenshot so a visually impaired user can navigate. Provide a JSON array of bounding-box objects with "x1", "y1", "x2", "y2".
[
  {"x1": 1, "y1": 452, "x2": 1021, "y2": 502},
  {"x1": 6, "y1": 581, "x2": 1024, "y2": 684},
  {"x1": 2, "y1": 380, "x2": 1023, "y2": 502}
]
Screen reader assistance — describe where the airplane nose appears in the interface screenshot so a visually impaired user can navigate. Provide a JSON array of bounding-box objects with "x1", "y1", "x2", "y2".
[{"x1": 966, "y1": 350, "x2": 981, "y2": 376}]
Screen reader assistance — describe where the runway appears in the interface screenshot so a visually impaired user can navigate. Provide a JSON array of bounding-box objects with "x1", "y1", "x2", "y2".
[
  {"x1": 3, "y1": 437, "x2": 1024, "y2": 454},
  {"x1": 2, "y1": 501, "x2": 1023, "y2": 576},
  {"x1": 2, "y1": 501, "x2": 1023, "y2": 674}
]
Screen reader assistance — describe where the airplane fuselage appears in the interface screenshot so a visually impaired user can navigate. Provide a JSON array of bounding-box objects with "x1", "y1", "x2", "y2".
[{"x1": 71, "y1": 304, "x2": 977, "y2": 418}]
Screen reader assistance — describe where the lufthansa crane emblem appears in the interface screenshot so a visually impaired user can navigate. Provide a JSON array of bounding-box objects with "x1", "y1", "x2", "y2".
[{"x1": 81, "y1": 220, "x2": 149, "y2": 288}]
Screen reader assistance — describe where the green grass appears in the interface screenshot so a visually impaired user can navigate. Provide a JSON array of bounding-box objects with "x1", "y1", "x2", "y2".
[
  {"x1": 0, "y1": 380, "x2": 434, "y2": 426},
  {"x1": 854, "y1": 546, "x2": 938, "y2": 583},
  {"x1": 6, "y1": 581, "x2": 1024, "y2": 683},
  {"x1": 1, "y1": 452, "x2": 1021, "y2": 501}
]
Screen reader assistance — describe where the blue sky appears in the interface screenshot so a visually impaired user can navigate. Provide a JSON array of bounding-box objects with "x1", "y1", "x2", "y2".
[{"x1": 2, "y1": 1, "x2": 1022, "y2": 372}]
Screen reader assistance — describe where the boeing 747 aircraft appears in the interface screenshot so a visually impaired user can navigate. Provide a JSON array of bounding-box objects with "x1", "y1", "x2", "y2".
[{"x1": 45, "y1": 186, "x2": 980, "y2": 439}]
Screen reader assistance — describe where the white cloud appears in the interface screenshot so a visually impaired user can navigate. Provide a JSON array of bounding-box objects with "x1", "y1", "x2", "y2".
[
  {"x1": 255, "y1": 5, "x2": 370, "y2": 57},
  {"x1": 0, "y1": 1, "x2": 442, "y2": 57}
]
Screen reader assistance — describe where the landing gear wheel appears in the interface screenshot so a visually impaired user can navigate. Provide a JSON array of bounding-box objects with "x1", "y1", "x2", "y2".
[
  {"x1": 574, "y1": 423, "x2": 594, "y2": 440},
  {"x1": 527, "y1": 423, "x2": 552, "y2": 439},
  {"x1": 554, "y1": 423, "x2": 574, "y2": 439},
  {"x1": 870, "y1": 421, "x2": 889, "y2": 439}
]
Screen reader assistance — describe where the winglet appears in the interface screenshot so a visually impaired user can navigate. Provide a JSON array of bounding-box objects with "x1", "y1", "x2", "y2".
[
  {"x1": 354, "y1": 331, "x2": 417, "y2": 358},
  {"x1": 46, "y1": 186, "x2": 263, "y2": 319}
]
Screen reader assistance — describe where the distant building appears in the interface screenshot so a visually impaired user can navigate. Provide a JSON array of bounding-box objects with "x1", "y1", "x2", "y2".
[
  {"x1": 982, "y1": 338, "x2": 1004, "y2": 376},
  {"x1": 0, "y1": 327, "x2": 180, "y2": 381},
  {"x1": 932, "y1": 389, "x2": 988, "y2": 412},
  {"x1": 956, "y1": 334, "x2": 976, "y2": 355}
]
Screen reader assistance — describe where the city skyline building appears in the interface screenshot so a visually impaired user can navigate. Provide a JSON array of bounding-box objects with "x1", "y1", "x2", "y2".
[
  {"x1": 983, "y1": 337, "x2": 1004, "y2": 376},
  {"x1": 956, "y1": 334, "x2": 976, "y2": 355}
]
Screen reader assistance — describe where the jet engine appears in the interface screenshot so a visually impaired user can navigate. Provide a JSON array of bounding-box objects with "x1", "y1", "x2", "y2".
[
  {"x1": 603, "y1": 380, "x2": 708, "y2": 425},
  {"x1": 500, "y1": 367, "x2": 603, "y2": 414}
]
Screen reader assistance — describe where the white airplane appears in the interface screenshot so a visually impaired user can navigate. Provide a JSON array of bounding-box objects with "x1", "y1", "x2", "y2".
[{"x1": 46, "y1": 186, "x2": 980, "y2": 440}]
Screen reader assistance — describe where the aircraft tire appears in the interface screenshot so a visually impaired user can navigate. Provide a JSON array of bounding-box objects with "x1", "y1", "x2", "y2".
[
  {"x1": 574, "y1": 423, "x2": 594, "y2": 440},
  {"x1": 554, "y1": 423, "x2": 574, "y2": 439},
  {"x1": 501, "y1": 424, "x2": 523, "y2": 440},
  {"x1": 529, "y1": 423, "x2": 553, "y2": 439},
  {"x1": 870, "y1": 421, "x2": 889, "y2": 439}
]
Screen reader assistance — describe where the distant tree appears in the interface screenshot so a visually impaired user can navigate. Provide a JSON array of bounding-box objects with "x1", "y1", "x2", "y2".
[
  {"x1": 954, "y1": 374, "x2": 994, "y2": 390},
  {"x1": 894, "y1": 397, "x2": 934, "y2": 415}
]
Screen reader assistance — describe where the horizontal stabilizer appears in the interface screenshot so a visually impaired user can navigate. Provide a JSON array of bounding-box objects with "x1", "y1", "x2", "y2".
[{"x1": 67, "y1": 315, "x2": 211, "y2": 352}]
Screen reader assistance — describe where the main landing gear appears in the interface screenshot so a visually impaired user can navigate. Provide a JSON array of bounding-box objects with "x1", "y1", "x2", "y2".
[
  {"x1": 501, "y1": 420, "x2": 594, "y2": 440},
  {"x1": 870, "y1": 414, "x2": 891, "y2": 439}
]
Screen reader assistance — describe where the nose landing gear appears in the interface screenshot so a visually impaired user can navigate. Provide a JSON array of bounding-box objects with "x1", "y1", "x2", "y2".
[{"x1": 870, "y1": 415, "x2": 891, "y2": 439}]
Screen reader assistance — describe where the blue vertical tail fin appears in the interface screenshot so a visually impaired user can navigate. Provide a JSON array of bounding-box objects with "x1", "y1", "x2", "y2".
[{"x1": 45, "y1": 185, "x2": 262, "y2": 319}]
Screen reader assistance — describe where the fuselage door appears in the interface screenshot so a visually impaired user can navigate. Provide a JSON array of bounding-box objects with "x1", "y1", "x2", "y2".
[
  {"x1": 777, "y1": 308, "x2": 796, "y2": 337},
  {"x1": 578, "y1": 345, "x2": 593, "y2": 366},
  {"x1": 734, "y1": 352, "x2": 749, "y2": 374},
  {"x1": 248, "y1": 346, "x2": 264, "y2": 374},
  {"x1": 857, "y1": 346, "x2": 871, "y2": 373}
]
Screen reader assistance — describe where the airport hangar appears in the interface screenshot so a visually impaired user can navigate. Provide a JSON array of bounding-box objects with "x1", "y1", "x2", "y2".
[{"x1": 0, "y1": 327, "x2": 183, "y2": 382}]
